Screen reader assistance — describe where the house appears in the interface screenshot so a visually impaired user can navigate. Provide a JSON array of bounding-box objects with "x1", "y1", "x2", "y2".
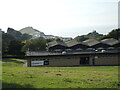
[{"x1": 26, "y1": 38, "x2": 120, "y2": 67}]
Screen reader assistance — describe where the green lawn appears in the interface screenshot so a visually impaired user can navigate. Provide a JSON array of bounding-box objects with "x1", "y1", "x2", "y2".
[{"x1": 2, "y1": 58, "x2": 120, "y2": 88}]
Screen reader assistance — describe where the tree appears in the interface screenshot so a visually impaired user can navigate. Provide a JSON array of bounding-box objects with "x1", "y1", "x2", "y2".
[
  {"x1": 2, "y1": 40, "x2": 9, "y2": 55},
  {"x1": 46, "y1": 38, "x2": 55, "y2": 43},
  {"x1": 55, "y1": 37, "x2": 63, "y2": 42},
  {"x1": 2, "y1": 31, "x2": 15, "y2": 55},
  {"x1": 8, "y1": 40, "x2": 24, "y2": 55},
  {"x1": 95, "y1": 29, "x2": 120, "y2": 40},
  {"x1": 2, "y1": 32, "x2": 16, "y2": 42},
  {"x1": 107, "y1": 29, "x2": 120, "y2": 40},
  {"x1": 7, "y1": 27, "x2": 22, "y2": 40},
  {"x1": 22, "y1": 37, "x2": 46, "y2": 52},
  {"x1": 21, "y1": 34, "x2": 32, "y2": 41},
  {"x1": 7, "y1": 27, "x2": 32, "y2": 41},
  {"x1": 74, "y1": 35, "x2": 89, "y2": 42}
]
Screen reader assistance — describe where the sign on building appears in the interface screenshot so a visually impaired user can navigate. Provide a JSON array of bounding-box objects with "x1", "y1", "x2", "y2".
[{"x1": 31, "y1": 61, "x2": 44, "y2": 66}]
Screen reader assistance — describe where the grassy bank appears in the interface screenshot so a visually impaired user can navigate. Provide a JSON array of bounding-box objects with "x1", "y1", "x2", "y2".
[{"x1": 2, "y1": 58, "x2": 119, "y2": 88}]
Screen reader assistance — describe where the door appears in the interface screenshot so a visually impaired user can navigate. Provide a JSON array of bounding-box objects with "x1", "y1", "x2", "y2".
[{"x1": 80, "y1": 57, "x2": 89, "y2": 65}]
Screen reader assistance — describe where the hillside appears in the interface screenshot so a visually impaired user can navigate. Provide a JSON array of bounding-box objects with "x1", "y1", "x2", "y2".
[
  {"x1": 74, "y1": 30, "x2": 103, "y2": 42},
  {"x1": 19, "y1": 27, "x2": 59, "y2": 39},
  {"x1": 3, "y1": 27, "x2": 120, "y2": 42},
  {"x1": 97, "y1": 29, "x2": 120, "y2": 40},
  {"x1": 74, "y1": 29, "x2": 120, "y2": 42},
  {"x1": 7, "y1": 27, "x2": 32, "y2": 41},
  {"x1": 19, "y1": 27, "x2": 46, "y2": 38},
  {"x1": 85, "y1": 30, "x2": 103, "y2": 38}
]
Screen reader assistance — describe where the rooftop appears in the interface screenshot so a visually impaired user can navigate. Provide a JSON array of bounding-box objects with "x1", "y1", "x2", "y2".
[
  {"x1": 83, "y1": 39, "x2": 100, "y2": 46},
  {"x1": 66, "y1": 39, "x2": 87, "y2": 47},
  {"x1": 47, "y1": 40, "x2": 67, "y2": 48},
  {"x1": 101, "y1": 38, "x2": 119, "y2": 46}
]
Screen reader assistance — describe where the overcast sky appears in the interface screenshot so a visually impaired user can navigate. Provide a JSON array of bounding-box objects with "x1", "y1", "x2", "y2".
[{"x1": 0, "y1": 0, "x2": 119, "y2": 38}]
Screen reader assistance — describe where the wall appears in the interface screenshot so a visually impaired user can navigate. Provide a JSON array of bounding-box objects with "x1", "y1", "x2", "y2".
[
  {"x1": 27, "y1": 55, "x2": 80, "y2": 67},
  {"x1": 27, "y1": 53, "x2": 119, "y2": 67},
  {"x1": 48, "y1": 55, "x2": 80, "y2": 66},
  {"x1": 94, "y1": 54, "x2": 119, "y2": 65}
]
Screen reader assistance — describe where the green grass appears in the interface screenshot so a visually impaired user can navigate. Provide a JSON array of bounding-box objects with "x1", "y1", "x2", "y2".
[{"x1": 2, "y1": 58, "x2": 120, "y2": 88}]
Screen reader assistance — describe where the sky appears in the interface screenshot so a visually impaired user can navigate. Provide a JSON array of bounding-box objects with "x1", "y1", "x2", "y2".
[{"x1": 0, "y1": 0, "x2": 119, "y2": 38}]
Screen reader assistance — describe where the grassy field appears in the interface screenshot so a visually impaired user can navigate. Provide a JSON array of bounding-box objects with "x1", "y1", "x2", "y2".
[{"x1": 2, "y1": 58, "x2": 120, "y2": 88}]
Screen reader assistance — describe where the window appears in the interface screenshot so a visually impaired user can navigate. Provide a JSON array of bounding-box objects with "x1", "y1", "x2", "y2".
[{"x1": 44, "y1": 61, "x2": 49, "y2": 65}]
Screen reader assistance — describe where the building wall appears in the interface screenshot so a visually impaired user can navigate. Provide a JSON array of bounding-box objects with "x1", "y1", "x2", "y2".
[
  {"x1": 94, "y1": 54, "x2": 119, "y2": 65},
  {"x1": 27, "y1": 55, "x2": 80, "y2": 67},
  {"x1": 27, "y1": 53, "x2": 119, "y2": 67},
  {"x1": 89, "y1": 55, "x2": 94, "y2": 65},
  {"x1": 48, "y1": 56, "x2": 80, "y2": 66}
]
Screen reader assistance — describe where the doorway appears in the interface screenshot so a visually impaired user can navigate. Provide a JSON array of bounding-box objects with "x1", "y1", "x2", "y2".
[{"x1": 80, "y1": 57, "x2": 89, "y2": 65}]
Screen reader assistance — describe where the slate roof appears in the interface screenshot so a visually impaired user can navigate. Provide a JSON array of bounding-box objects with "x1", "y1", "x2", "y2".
[
  {"x1": 83, "y1": 39, "x2": 100, "y2": 46},
  {"x1": 66, "y1": 39, "x2": 87, "y2": 47},
  {"x1": 47, "y1": 38, "x2": 119, "y2": 49},
  {"x1": 101, "y1": 38, "x2": 119, "y2": 46},
  {"x1": 47, "y1": 40, "x2": 67, "y2": 48}
]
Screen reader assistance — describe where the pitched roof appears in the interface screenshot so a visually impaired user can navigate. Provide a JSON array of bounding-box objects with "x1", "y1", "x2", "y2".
[
  {"x1": 47, "y1": 40, "x2": 67, "y2": 48},
  {"x1": 66, "y1": 39, "x2": 87, "y2": 47},
  {"x1": 83, "y1": 39, "x2": 100, "y2": 46},
  {"x1": 101, "y1": 38, "x2": 119, "y2": 46},
  {"x1": 66, "y1": 40, "x2": 79, "y2": 47}
]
